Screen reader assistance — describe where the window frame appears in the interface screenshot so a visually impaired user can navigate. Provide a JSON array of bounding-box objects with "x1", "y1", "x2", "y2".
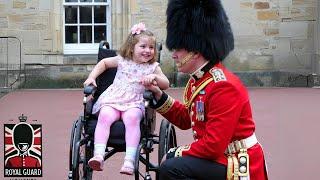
[{"x1": 63, "y1": 0, "x2": 112, "y2": 54}]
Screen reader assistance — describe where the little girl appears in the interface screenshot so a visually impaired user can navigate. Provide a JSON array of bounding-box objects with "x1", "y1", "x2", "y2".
[{"x1": 83, "y1": 23, "x2": 170, "y2": 175}]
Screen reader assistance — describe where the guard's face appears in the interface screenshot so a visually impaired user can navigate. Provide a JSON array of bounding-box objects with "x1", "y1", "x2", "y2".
[
  {"x1": 18, "y1": 142, "x2": 30, "y2": 152},
  {"x1": 172, "y1": 49, "x2": 196, "y2": 73},
  {"x1": 132, "y1": 36, "x2": 155, "y2": 64}
]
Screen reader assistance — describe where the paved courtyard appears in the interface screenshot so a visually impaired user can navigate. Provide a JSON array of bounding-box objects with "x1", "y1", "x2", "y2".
[{"x1": 0, "y1": 88, "x2": 319, "y2": 180}]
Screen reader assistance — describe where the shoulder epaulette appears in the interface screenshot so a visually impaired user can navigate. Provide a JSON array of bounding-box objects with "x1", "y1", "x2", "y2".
[{"x1": 210, "y1": 68, "x2": 227, "y2": 83}]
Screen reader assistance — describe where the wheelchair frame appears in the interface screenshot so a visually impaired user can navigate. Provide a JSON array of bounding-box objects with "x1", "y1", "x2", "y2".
[{"x1": 68, "y1": 41, "x2": 177, "y2": 180}]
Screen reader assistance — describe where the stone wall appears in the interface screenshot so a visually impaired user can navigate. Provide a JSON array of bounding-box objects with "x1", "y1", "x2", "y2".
[
  {"x1": 128, "y1": 0, "x2": 173, "y2": 76},
  {"x1": 223, "y1": 0, "x2": 319, "y2": 74},
  {"x1": 127, "y1": 0, "x2": 320, "y2": 86},
  {"x1": 0, "y1": 0, "x2": 64, "y2": 65},
  {"x1": 0, "y1": 0, "x2": 319, "y2": 87}
]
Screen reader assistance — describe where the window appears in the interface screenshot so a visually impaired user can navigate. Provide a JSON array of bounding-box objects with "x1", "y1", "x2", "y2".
[{"x1": 63, "y1": 0, "x2": 111, "y2": 54}]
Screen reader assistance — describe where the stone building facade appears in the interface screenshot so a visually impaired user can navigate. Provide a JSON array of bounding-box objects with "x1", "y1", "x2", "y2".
[{"x1": 0, "y1": 0, "x2": 319, "y2": 87}]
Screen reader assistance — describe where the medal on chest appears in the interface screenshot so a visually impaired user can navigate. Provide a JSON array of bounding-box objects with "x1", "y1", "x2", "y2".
[{"x1": 196, "y1": 91, "x2": 205, "y2": 121}]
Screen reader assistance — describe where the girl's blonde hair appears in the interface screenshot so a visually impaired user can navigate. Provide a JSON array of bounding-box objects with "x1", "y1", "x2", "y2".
[{"x1": 118, "y1": 30, "x2": 158, "y2": 64}]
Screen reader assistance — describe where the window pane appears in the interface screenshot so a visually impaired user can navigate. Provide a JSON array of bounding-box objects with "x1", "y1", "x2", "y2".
[
  {"x1": 80, "y1": 0, "x2": 92, "y2": 2},
  {"x1": 80, "y1": 6, "x2": 92, "y2": 23},
  {"x1": 65, "y1": 0, "x2": 78, "y2": 2},
  {"x1": 94, "y1": 26, "x2": 106, "y2": 43},
  {"x1": 80, "y1": 26, "x2": 92, "y2": 43},
  {"x1": 65, "y1": 26, "x2": 78, "y2": 43},
  {"x1": 94, "y1": 6, "x2": 106, "y2": 23},
  {"x1": 65, "y1": 6, "x2": 77, "y2": 24},
  {"x1": 94, "y1": 0, "x2": 107, "y2": 2}
]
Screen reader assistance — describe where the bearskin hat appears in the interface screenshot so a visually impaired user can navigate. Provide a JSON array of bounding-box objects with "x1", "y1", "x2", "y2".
[
  {"x1": 166, "y1": 0, "x2": 234, "y2": 63},
  {"x1": 13, "y1": 123, "x2": 33, "y2": 150}
]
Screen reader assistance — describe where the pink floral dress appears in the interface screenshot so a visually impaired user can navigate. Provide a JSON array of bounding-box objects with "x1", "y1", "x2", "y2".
[{"x1": 92, "y1": 56, "x2": 159, "y2": 114}]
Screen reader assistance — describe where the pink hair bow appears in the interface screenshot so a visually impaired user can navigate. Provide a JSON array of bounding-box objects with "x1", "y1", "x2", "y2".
[{"x1": 131, "y1": 22, "x2": 147, "y2": 35}]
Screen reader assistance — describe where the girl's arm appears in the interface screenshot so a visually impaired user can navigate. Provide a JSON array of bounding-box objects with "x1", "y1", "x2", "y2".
[
  {"x1": 83, "y1": 55, "x2": 119, "y2": 87},
  {"x1": 153, "y1": 66, "x2": 170, "y2": 90}
]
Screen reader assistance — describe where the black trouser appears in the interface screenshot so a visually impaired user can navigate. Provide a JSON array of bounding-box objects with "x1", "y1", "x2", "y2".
[{"x1": 159, "y1": 156, "x2": 226, "y2": 180}]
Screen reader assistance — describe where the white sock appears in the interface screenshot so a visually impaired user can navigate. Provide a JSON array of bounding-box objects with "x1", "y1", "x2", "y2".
[
  {"x1": 125, "y1": 147, "x2": 137, "y2": 161},
  {"x1": 94, "y1": 143, "x2": 106, "y2": 157}
]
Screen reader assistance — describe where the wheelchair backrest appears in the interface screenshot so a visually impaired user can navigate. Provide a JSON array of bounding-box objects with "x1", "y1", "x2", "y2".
[{"x1": 94, "y1": 41, "x2": 117, "y2": 99}]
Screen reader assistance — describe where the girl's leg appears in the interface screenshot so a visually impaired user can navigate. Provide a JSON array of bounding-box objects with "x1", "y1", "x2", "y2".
[
  {"x1": 120, "y1": 108, "x2": 143, "y2": 175},
  {"x1": 89, "y1": 106, "x2": 120, "y2": 171}
]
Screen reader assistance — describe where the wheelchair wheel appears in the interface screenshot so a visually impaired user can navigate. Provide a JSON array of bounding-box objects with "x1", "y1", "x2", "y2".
[
  {"x1": 69, "y1": 119, "x2": 77, "y2": 172},
  {"x1": 158, "y1": 119, "x2": 177, "y2": 164},
  {"x1": 134, "y1": 143, "x2": 146, "y2": 180},
  {"x1": 134, "y1": 143, "x2": 156, "y2": 180},
  {"x1": 70, "y1": 117, "x2": 93, "y2": 180}
]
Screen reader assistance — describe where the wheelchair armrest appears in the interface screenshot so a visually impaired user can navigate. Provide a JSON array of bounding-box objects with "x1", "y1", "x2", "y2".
[
  {"x1": 143, "y1": 90, "x2": 153, "y2": 100},
  {"x1": 84, "y1": 85, "x2": 97, "y2": 96},
  {"x1": 143, "y1": 90, "x2": 157, "y2": 106}
]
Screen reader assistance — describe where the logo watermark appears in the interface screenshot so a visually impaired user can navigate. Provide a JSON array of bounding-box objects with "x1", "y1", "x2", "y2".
[{"x1": 4, "y1": 114, "x2": 42, "y2": 177}]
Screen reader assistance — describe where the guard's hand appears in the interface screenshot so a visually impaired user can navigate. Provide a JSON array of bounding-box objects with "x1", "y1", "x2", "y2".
[
  {"x1": 83, "y1": 77, "x2": 97, "y2": 87},
  {"x1": 144, "y1": 83, "x2": 162, "y2": 100}
]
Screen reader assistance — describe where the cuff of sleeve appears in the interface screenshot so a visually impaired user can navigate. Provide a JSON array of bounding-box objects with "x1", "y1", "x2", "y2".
[
  {"x1": 175, "y1": 145, "x2": 191, "y2": 157},
  {"x1": 166, "y1": 145, "x2": 190, "y2": 159},
  {"x1": 155, "y1": 93, "x2": 174, "y2": 114},
  {"x1": 151, "y1": 92, "x2": 168, "y2": 109}
]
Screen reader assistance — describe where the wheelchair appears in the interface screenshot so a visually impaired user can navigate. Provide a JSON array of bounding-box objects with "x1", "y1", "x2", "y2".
[{"x1": 68, "y1": 41, "x2": 177, "y2": 180}]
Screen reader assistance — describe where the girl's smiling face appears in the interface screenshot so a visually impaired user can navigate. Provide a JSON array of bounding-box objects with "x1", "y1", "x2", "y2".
[{"x1": 132, "y1": 36, "x2": 155, "y2": 64}]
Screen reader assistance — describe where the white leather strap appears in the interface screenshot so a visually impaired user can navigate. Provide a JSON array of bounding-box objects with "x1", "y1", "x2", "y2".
[
  {"x1": 226, "y1": 133, "x2": 258, "y2": 154},
  {"x1": 243, "y1": 133, "x2": 258, "y2": 149}
]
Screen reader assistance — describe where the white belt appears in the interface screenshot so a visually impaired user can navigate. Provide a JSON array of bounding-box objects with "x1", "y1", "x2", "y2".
[
  {"x1": 242, "y1": 133, "x2": 258, "y2": 149},
  {"x1": 226, "y1": 133, "x2": 258, "y2": 154},
  {"x1": 226, "y1": 133, "x2": 257, "y2": 180}
]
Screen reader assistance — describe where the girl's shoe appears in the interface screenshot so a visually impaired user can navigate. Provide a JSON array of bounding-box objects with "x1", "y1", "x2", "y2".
[
  {"x1": 120, "y1": 159, "x2": 134, "y2": 175},
  {"x1": 88, "y1": 155, "x2": 104, "y2": 171}
]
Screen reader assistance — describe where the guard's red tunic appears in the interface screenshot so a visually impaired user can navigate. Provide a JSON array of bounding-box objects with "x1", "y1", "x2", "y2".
[
  {"x1": 6, "y1": 155, "x2": 41, "y2": 168},
  {"x1": 156, "y1": 62, "x2": 268, "y2": 179}
]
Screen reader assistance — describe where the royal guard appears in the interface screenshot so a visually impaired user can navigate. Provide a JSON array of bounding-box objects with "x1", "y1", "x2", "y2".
[
  {"x1": 5, "y1": 123, "x2": 41, "y2": 168},
  {"x1": 146, "y1": 0, "x2": 269, "y2": 179}
]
